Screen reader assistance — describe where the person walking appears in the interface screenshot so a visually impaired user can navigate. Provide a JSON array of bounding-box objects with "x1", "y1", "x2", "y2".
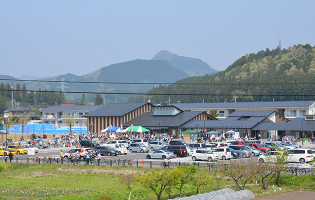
[
  {"x1": 8, "y1": 152, "x2": 13, "y2": 162},
  {"x1": 60, "y1": 150, "x2": 63, "y2": 159}
]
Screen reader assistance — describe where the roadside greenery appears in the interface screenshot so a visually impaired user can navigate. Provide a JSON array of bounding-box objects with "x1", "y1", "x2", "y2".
[{"x1": 0, "y1": 162, "x2": 314, "y2": 200}]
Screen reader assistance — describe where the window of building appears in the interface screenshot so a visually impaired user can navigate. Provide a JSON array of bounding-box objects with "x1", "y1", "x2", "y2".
[
  {"x1": 153, "y1": 107, "x2": 181, "y2": 115},
  {"x1": 290, "y1": 110, "x2": 296, "y2": 117},
  {"x1": 300, "y1": 110, "x2": 306, "y2": 116},
  {"x1": 219, "y1": 111, "x2": 224, "y2": 117}
]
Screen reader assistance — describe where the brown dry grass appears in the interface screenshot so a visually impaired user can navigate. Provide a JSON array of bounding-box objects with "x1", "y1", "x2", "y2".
[{"x1": 57, "y1": 167, "x2": 142, "y2": 176}]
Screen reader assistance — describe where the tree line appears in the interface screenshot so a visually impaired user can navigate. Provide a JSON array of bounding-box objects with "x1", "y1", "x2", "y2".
[{"x1": 0, "y1": 82, "x2": 66, "y2": 112}]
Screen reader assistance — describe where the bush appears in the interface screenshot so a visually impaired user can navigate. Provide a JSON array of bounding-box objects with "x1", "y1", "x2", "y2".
[{"x1": 97, "y1": 194, "x2": 112, "y2": 200}]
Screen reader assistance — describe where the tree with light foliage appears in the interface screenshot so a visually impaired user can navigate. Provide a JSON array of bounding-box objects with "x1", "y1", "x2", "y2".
[
  {"x1": 63, "y1": 116, "x2": 76, "y2": 134},
  {"x1": 192, "y1": 168, "x2": 211, "y2": 194},
  {"x1": 134, "y1": 170, "x2": 176, "y2": 200},
  {"x1": 172, "y1": 165, "x2": 197, "y2": 197}
]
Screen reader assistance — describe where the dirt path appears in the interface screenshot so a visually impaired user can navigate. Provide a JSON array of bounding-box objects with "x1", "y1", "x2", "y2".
[{"x1": 257, "y1": 191, "x2": 315, "y2": 200}]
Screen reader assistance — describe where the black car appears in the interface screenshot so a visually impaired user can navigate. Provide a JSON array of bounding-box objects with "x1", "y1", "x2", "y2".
[
  {"x1": 169, "y1": 140, "x2": 185, "y2": 145},
  {"x1": 80, "y1": 140, "x2": 100, "y2": 148},
  {"x1": 93, "y1": 146, "x2": 118, "y2": 156},
  {"x1": 160, "y1": 145, "x2": 188, "y2": 157}
]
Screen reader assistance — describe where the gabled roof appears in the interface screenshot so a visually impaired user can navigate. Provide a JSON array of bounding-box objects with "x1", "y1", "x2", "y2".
[
  {"x1": 171, "y1": 101, "x2": 315, "y2": 109},
  {"x1": 40, "y1": 105, "x2": 104, "y2": 112},
  {"x1": 26, "y1": 113, "x2": 41, "y2": 118},
  {"x1": 84, "y1": 103, "x2": 151, "y2": 117},
  {"x1": 9, "y1": 107, "x2": 31, "y2": 112},
  {"x1": 123, "y1": 111, "x2": 207, "y2": 127},
  {"x1": 181, "y1": 110, "x2": 280, "y2": 129},
  {"x1": 254, "y1": 118, "x2": 315, "y2": 131},
  {"x1": 182, "y1": 116, "x2": 266, "y2": 129},
  {"x1": 228, "y1": 110, "x2": 275, "y2": 117}
]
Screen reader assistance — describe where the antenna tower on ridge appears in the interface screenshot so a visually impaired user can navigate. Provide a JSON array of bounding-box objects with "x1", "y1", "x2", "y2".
[
  {"x1": 279, "y1": 37, "x2": 281, "y2": 50},
  {"x1": 57, "y1": 78, "x2": 68, "y2": 92}
]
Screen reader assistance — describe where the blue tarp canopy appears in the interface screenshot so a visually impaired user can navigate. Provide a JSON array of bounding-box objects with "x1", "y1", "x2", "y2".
[
  {"x1": 101, "y1": 126, "x2": 120, "y2": 132},
  {"x1": 6, "y1": 124, "x2": 87, "y2": 134},
  {"x1": 225, "y1": 130, "x2": 235, "y2": 134}
]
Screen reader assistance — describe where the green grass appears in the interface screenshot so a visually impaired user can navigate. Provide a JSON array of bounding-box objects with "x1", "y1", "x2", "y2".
[{"x1": 0, "y1": 163, "x2": 314, "y2": 200}]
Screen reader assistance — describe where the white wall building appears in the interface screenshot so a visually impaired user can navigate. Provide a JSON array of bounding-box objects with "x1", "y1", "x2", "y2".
[
  {"x1": 39, "y1": 105, "x2": 104, "y2": 128},
  {"x1": 172, "y1": 101, "x2": 315, "y2": 120}
]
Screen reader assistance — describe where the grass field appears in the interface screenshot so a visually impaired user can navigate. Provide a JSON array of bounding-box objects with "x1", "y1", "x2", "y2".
[{"x1": 0, "y1": 163, "x2": 314, "y2": 200}]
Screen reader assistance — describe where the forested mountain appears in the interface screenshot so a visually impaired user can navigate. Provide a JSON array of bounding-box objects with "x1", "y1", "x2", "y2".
[
  {"x1": 152, "y1": 50, "x2": 217, "y2": 76},
  {"x1": 0, "y1": 58, "x2": 191, "y2": 109},
  {"x1": 147, "y1": 44, "x2": 315, "y2": 104},
  {"x1": 25, "y1": 59, "x2": 189, "y2": 104}
]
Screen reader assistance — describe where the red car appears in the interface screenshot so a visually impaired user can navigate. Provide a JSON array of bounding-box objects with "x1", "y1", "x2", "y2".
[
  {"x1": 244, "y1": 143, "x2": 270, "y2": 153},
  {"x1": 227, "y1": 141, "x2": 244, "y2": 145},
  {"x1": 63, "y1": 148, "x2": 92, "y2": 159}
]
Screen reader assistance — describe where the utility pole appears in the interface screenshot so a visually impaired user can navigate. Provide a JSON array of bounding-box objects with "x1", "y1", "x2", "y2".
[{"x1": 11, "y1": 80, "x2": 14, "y2": 109}]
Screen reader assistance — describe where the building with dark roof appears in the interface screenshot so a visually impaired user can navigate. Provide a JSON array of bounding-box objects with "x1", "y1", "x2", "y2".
[
  {"x1": 181, "y1": 110, "x2": 289, "y2": 139},
  {"x1": 84, "y1": 103, "x2": 216, "y2": 137},
  {"x1": 84, "y1": 103, "x2": 153, "y2": 133},
  {"x1": 171, "y1": 101, "x2": 315, "y2": 120},
  {"x1": 40, "y1": 105, "x2": 104, "y2": 128},
  {"x1": 123, "y1": 106, "x2": 215, "y2": 137}
]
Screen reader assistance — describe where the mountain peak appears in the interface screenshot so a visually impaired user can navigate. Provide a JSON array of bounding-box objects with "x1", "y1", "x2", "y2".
[
  {"x1": 152, "y1": 50, "x2": 176, "y2": 62},
  {"x1": 152, "y1": 50, "x2": 217, "y2": 77}
]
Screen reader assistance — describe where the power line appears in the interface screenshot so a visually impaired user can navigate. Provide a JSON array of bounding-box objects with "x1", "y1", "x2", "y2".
[
  {"x1": 0, "y1": 78, "x2": 315, "y2": 86},
  {"x1": 1, "y1": 88, "x2": 315, "y2": 97}
]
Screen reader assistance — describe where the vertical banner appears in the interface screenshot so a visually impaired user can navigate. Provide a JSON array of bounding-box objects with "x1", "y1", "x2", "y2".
[
  {"x1": 121, "y1": 124, "x2": 123, "y2": 130},
  {"x1": 131, "y1": 124, "x2": 134, "y2": 132}
]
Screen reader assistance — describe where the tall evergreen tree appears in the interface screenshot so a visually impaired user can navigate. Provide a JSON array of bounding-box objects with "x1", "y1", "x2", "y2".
[
  {"x1": 94, "y1": 93, "x2": 103, "y2": 105},
  {"x1": 21, "y1": 84, "x2": 27, "y2": 105},
  {"x1": 15, "y1": 83, "x2": 21, "y2": 103},
  {"x1": 79, "y1": 94, "x2": 87, "y2": 105}
]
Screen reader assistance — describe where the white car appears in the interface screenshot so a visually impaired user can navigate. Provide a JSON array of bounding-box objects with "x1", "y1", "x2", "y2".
[
  {"x1": 21, "y1": 144, "x2": 39, "y2": 153},
  {"x1": 211, "y1": 147, "x2": 232, "y2": 160},
  {"x1": 186, "y1": 143, "x2": 207, "y2": 156},
  {"x1": 191, "y1": 149, "x2": 219, "y2": 161},
  {"x1": 113, "y1": 144, "x2": 128, "y2": 155},
  {"x1": 287, "y1": 149, "x2": 314, "y2": 164},
  {"x1": 146, "y1": 150, "x2": 175, "y2": 159}
]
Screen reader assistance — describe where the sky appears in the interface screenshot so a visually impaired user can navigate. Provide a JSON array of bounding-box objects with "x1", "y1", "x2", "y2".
[{"x1": 1, "y1": 1, "x2": 315, "y2": 78}]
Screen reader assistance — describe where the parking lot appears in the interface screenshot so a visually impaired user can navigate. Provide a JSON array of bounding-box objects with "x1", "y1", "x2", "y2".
[{"x1": 2, "y1": 141, "x2": 314, "y2": 171}]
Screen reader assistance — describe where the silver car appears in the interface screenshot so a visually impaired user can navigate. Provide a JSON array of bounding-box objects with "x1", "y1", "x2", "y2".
[
  {"x1": 146, "y1": 150, "x2": 175, "y2": 159},
  {"x1": 229, "y1": 145, "x2": 252, "y2": 158},
  {"x1": 129, "y1": 143, "x2": 149, "y2": 153},
  {"x1": 264, "y1": 142, "x2": 286, "y2": 151},
  {"x1": 280, "y1": 142, "x2": 296, "y2": 150},
  {"x1": 281, "y1": 141, "x2": 300, "y2": 148},
  {"x1": 149, "y1": 141, "x2": 168, "y2": 151}
]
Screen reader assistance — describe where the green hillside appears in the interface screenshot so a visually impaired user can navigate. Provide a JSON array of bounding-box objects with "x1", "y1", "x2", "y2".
[
  {"x1": 152, "y1": 50, "x2": 217, "y2": 76},
  {"x1": 147, "y1": 44, "x2": 315, "y2": 104}
]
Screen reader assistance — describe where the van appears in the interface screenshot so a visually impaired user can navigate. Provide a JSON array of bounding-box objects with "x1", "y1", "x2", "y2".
[
  {"x1": 130, "y1": 139, "x2": 149, "y2": 147},
  {"x1": 148, "y1": 141, "x2": 168, "y2": 151},
  {"x1": 287, "y1": 149, "x2": 314, "y2": 164},
  {"x1": 211, "y1": 147, "x2": 231, "y2": 160},
  {"x1": 186, "y1": 143, "x2": 207, "y2": 156}
]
